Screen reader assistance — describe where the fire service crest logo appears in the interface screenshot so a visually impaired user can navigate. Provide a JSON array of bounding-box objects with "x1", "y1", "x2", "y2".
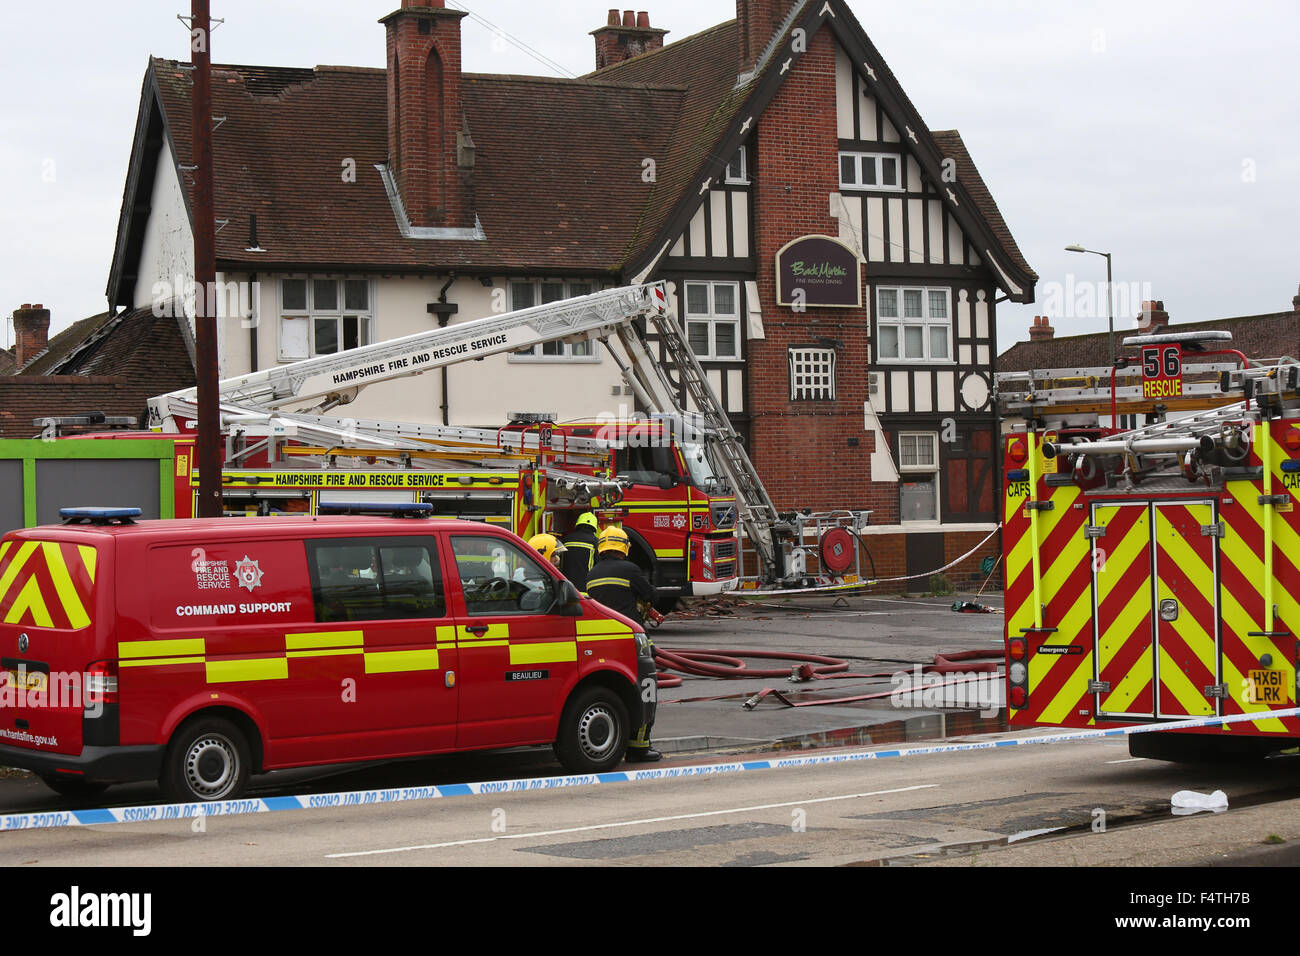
[{"x1": 233, "y1": 556, "x2": 265, "y2": 592}]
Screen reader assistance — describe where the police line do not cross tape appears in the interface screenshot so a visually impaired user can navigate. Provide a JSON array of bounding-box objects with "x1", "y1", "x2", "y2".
[{"x1": 4, "y1": 706, "x2": 1298, "y2": 832}]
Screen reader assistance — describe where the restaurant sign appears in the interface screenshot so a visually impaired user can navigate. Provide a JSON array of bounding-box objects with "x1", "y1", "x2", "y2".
[{"x1": 775, "y1": 235, "x2": 862, "y2": 308}]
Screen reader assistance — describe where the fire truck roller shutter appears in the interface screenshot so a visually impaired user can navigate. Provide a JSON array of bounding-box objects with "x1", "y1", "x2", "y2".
[{"x1": 618, "y1": 525, "x2": 681, "y2": 616}]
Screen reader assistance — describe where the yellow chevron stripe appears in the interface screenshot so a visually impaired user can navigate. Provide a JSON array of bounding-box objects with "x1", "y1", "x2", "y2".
[
  {"x1": 0, "y1": 541, "x2": 9, "y2": 563},
  {"x1": 1038, "y1": 651, "x2": 1096, "y2": 724},
  {"x1": 509, "y1": 641, "x2": 577, "y2": 666},
  {"x1": 205, "y1": 657, "x2": 289, "y2": 683},
  {"x1": 41, "y1": 542, "x2": 90, "y2": 630},
  {"x1": 1234, "y1": 495, "x2": 1300, "y2": 626},
  {"x1": 1030, "y1": 578, "x2": 1095, "y2": 696},
  {"x1": 78, "y1": 545, "x2": 96, "y2": 583},
  {"x1": 119, "y1": 638, "x2": 206, "y2": 658},
  {"x1": 364, "y1": 648, "x2": 439, "y2": 674},
  {"x1": 3, "y1": 575, "x2": 53, "y2": 627},
  {"x1": 0, "y1": 541, "x2": 39, "y2": 604},
  {"x1": 1157, "y1": 643, "x2": 1215, "y2": 716}
]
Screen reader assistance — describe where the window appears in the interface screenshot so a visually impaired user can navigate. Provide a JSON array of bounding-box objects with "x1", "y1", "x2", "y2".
[
  {"x1": 509, "y1": 280, "x2": 597, "y2": 360},
  {"x1": 307, "y1": 537, "x2": 444, "y2": 622},
  {"x1": 724, "y1": 147, "x2": 749, "y2": 184},
  {"x1": 280, "y1": 277, "x2": 373, "y2": 361},
  {"x1": 898, "y1": 432, "x2": 939, "y2": 522},
  {"x1": 682, "y1": 281, "x2": 741, "y2": 360},
  {"x1": 838, "y1": 152, "x2": 902, "y2": 191},
  {"x1": 788, "y1": 348, "x2": 836, "y2": 400},
  {"x1": 451, "y1": 535, "x2": 558, "y2": 615},
  {"x1": 875, "y1": 286, "x2": 951, "y2": 362}
]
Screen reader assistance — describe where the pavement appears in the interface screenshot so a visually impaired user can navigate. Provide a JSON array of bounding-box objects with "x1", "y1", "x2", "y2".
[{"x1": 647, "y1": 590, "x2": 1007, "y2": 755}]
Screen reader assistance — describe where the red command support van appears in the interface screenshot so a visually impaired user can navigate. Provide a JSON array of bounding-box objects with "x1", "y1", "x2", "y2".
[{"x1": 0, "y1": 507, "x2": 656, "y2": 802}]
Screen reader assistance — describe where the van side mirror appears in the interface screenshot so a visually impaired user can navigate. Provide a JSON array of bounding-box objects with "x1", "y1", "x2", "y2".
[{"x1": 553, "y1": 579, "x2": 584, "y2": 616}]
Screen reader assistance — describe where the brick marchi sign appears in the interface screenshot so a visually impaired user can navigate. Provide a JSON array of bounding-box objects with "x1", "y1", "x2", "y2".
[{"x1": 775, "y1": 235, "x2": 862, "y2": 308}]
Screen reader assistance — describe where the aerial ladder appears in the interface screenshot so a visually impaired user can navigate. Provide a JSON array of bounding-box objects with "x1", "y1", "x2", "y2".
[{"x1": 150, "y1": 282, "x2": 816, "y2": 584}]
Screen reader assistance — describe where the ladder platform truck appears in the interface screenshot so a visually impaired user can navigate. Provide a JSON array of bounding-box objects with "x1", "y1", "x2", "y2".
[
  {"x1": 998, "y1": 329, "x2": 1300, "y2": 760},
  {"x1": 124, "y1": 283, "x2": 868, "y2": 598}
]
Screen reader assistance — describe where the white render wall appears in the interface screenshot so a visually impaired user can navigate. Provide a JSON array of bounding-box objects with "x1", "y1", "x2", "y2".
[
  {"x1": 219, "y1": 274, "x2": 630, "y2": 428},
  {"x1": 134, "y1": 140, "x2": 194, "y2": 315}
]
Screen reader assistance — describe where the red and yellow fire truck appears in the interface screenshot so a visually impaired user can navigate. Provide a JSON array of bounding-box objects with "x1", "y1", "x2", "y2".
[{"x1": 1001, "y1": 333, "x2": 1300, "y2": 759}]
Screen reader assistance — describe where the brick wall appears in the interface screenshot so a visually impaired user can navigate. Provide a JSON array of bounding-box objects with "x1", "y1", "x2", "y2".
[
  {"x1": 384, "y1": 2, "x2": 471, "y2": 229},
  {"x1": 748, "y1": 27, "x2": 872, "y2": 512}
]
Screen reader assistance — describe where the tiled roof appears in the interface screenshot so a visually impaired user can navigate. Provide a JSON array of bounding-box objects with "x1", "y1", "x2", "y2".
[
  {"x1": 998, "y1": 310, "x2": 1300, "y2": 373},
  {"x1": 151, "y1": 59, "x2": 687, "y2": 276},
  {"x1": 0, "y1": 349, "x2": 14, "y2": 376},
  {"x1": 133, "y1": 0, "x2": 1034, "y2": 292},
  {"x1": 0, "y1": 377, "x2": 168, "y2": 439},
  {"x1": 931, "y1": 130, "x2": 1036, "y2": 283}
]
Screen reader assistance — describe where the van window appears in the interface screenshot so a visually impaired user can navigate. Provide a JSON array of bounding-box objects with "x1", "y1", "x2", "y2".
[
  {"x1": 307, "y1": 537, "x2": 444, "y2": 622},
  {"x1": 451, "y1": 536, "x2": 556, "y2": 615}
]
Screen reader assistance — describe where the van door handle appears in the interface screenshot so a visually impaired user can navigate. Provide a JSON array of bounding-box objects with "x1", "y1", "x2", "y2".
[{"x1": 465, "y1": 624, "x2": 489, "y2": 636}]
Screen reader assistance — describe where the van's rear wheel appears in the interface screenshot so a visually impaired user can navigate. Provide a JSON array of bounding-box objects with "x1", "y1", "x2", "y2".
[
  {"x1": 554, "y1": 686, "x2": 628, "y2": 774},
  {"x1": 38, "y1": 774, "x2": 109, "y2": 800},
  {"x1": 161, "y1": 717, "x2": 250, "y2": 802}
]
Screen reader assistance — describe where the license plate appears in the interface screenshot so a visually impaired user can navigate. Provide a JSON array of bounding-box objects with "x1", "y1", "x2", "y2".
[
  {"x1": 1249, "y1": 669, "x2": 1288, "y2": 706},
  {"x1": 4, "y1": 668, "x2": 47, "y2": 693}
]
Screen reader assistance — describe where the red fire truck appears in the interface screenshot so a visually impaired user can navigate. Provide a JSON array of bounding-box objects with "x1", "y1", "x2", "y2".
[{"x1": 1000, "y1": 333, "x2": 1300, "y2": 759}]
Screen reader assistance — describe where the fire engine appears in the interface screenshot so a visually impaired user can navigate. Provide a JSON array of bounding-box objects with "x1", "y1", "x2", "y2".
[
  {"x1": 109, "y1": 282, "x2": 865, "y2": 595},
  {"x1": 999, "y1": 330, "x2": 1300, "y2": 759}
]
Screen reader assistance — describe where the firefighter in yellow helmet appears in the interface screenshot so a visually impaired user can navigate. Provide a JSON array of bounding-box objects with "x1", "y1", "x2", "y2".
[
  {"x1": 527, "y1": 533, "x2": 567, "y2": 568},
  {"x1": 560, "y1": 512, "x2": 599, "y2": 590},
  {"x1": 587, "y1": 524, "x2": 663, "y2": 763}
]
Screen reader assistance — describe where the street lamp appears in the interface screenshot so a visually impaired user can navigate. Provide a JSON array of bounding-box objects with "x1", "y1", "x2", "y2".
[{"x1": 1065, "y1": 244, "x2": 1115, "y2": 363}]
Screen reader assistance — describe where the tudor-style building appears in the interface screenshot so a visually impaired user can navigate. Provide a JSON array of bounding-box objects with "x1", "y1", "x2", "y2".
[{"x1": 104, "y1": 0, "x2": 1037, "y2": 585}]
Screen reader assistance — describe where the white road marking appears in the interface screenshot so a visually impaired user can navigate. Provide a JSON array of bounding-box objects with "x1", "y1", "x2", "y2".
[
  {"x1": 325, "y1": 783, "x2": 939, "y2": 858},
  {"x1": 1105, "y1": 757, "x2": 1147, "y2": 764}
]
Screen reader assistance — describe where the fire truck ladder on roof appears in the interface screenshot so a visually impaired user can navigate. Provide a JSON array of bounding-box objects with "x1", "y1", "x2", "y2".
[{"x1": 602, "y1": 308, "x2": 785, "y2": 581}]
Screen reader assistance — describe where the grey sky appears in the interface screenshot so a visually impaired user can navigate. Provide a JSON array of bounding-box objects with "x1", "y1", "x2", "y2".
[{"x1": 2, "y1": 1, "x2": 1296, "y2": 354}]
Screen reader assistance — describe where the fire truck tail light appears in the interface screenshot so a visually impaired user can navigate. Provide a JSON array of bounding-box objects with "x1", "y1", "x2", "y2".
[
  {"x1": 1284, "y1": 427, "x2": 1300, "y2": 452},
  {"x1": 85, "y1": 661, "x2": 119, "y2": 706},
  {"x1": 1007, "y1": 440, "x2": 1027, "y2": 464},
  {"x1": 1009, "y1": 662, "x2": 1028, "y2": 685},
  {"x1": 1009, "y1": 686, "x2": 1027, "y2": 708},
  {"x1": 1008, "y1": 639, "x2": 1027, "y2": 661}
]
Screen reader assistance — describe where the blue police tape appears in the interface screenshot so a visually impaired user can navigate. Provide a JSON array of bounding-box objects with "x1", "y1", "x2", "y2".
[{"x1": 4, "y1": 704, "x2": 1298, "y2": 832}]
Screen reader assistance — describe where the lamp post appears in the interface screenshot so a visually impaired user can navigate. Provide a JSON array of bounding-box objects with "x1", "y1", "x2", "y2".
[{"x1": 1065, "y1": 244, "x2": 1114, "y2": 364}]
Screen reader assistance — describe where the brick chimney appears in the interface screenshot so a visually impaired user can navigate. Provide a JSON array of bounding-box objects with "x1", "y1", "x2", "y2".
[
  {"x1": 1292, "y1": 283, "x2": 1299, "y2": 312},
  {"x1": 738, "y1": 0, "x2": 795, "y2": 75},
  {"x1": 1136, "y1": 300, "x2": 1170, "y2": 332},
  {"x1": 592, "y1": 10, "x2": 668, "y2": 70},
  {"x1": 381, "y1": 0, "x2": 473, "y2": 229},
  {"x1": 13, "y1": 303, "x2": 50, "y2": 369},
  {"x1": 1028, "y1": 315, "x2": 1054, "y2": 342}
]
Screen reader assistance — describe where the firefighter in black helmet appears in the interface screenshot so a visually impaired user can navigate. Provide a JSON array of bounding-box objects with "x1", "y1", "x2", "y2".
[{"x1": 587, "y1": 524, "x2": 663, "y2": 763}]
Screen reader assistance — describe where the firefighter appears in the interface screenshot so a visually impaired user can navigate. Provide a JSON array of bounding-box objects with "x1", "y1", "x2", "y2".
[
  {"x1": 527, "y1": 532, "x2": 567, "y2": 569},
  {"x1": 560, "y1": 512, "x2": 599, "y2": 591},
  {"x1": 587, "y1": 525, "x2": 663, "y2": 763}
]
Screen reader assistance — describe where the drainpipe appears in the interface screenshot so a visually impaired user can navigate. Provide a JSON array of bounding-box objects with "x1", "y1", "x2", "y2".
[{"x1": 427, "y1": 275, "x2": 458, "y2": 425}]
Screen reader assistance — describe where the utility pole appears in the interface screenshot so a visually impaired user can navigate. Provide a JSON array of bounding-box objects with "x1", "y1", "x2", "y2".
[{"x1": 192, "y1": 0, "x2": 222, "y2": 517}]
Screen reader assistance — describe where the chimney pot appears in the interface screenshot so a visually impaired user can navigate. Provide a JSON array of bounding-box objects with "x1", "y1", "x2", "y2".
[
  {"x1": 637, "y1": 11, "x2": 650, "y2": 28},
  {"x1": 607, "y1": 8, "x2": 620, "y2": 25},
  {"x1": 1293, "y1": 283, "x2": 1299, "y2": 312},
  {"x1": 622, "y1": 10, "x2": 635, "y2": 26}
]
